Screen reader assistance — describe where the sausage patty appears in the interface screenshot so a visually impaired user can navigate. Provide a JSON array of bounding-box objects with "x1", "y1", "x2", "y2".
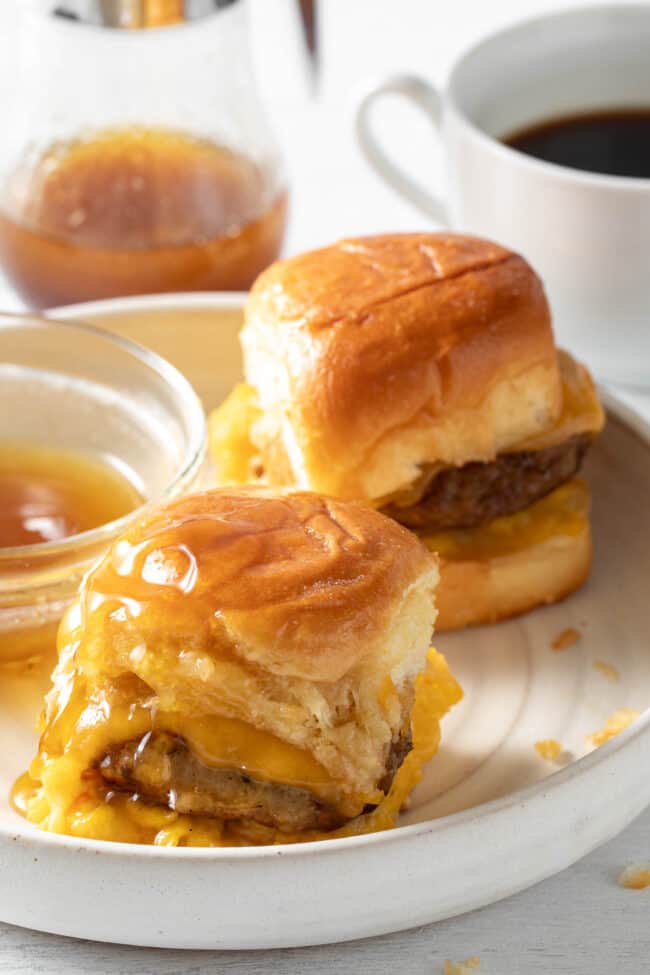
[
  {"x1": 99, "y1": 730, "x2": 411, "y2": 833},
  {"x1": 383, "y1": 434, "x2": 591, "y2": 531}
]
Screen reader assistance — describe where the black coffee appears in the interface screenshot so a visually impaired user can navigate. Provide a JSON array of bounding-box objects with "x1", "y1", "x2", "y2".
[{"x1": 504, "y1": 109, "x2": 650, "y2": 178}]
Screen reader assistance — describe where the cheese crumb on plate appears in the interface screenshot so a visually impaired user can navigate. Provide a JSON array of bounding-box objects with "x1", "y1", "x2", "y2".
[
  {"x1": 592, "y1": 659, "x2": 620, "y2": 682},
  {"x1": 443, "y1": 957, "x2": 481, "y2": 974},
  {"x1": 619, "y1": 865, "x2": 650, "y2": 890},
  {"x1": 587, "y1": 709, "x2": 641, "y2": 747},
  {"x1": 551, "y1": 627, "x2": 581, "y2": 651},
  {"x1": 534, "y1": 739, "x2": 563, "y2": 762}
]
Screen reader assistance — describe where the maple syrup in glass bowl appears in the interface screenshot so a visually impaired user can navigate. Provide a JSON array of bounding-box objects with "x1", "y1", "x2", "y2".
[{"x1": 0, "y1": 314, "x2": 206, "y2": 663}]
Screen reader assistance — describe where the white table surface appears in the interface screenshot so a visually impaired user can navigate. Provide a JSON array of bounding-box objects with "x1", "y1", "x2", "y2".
[{"x1": 1, "y1": 1, "x2": 649, "y2": 971}]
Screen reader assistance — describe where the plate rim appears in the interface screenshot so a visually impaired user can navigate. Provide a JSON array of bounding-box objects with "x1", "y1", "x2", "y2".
[
  {"x1": 50, "y1": 290, "x2": 249, "y2": 320},
  {"x1": 6, "y1": 292, "x2": 645, "y2": 863}
]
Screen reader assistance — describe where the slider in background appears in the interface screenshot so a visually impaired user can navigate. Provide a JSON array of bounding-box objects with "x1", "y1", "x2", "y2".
[
  {"x1": 209, "y1": 232, "x2": 605, "y2": 629},
  {"x1": 16, "y1": 487, "x2": 460, "y2": 846}
]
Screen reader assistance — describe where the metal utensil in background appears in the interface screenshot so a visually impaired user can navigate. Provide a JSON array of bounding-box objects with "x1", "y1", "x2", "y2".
[
  {"x1": 99, "y1": 0, "x2": 139, "y2": 25},
  {"x1": 99, "y1": 0, "x2": 183, "y2": 26},
  {"x1": 297, "y1": 0, "x2": 318, "y2": 86},
  {"x1": 55, "y1": 0, "x2": 233, "y2": 27}
]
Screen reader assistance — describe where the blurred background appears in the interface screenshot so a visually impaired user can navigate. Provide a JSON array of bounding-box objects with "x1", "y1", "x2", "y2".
[
  {"x1": 0, "y1": 0, "x2": 635, "y2": 309},
  {"x1": 241, "y1": 0, "x2": 637, "y2": 249}
]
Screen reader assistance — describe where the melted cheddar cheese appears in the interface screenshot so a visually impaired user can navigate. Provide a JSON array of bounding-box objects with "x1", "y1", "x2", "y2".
[
  {"x1": 208, "y1": 350, "x2": 603, "y2": 502},
  {"x1": 208, "y1": 382, "x2": 263, "y2": 483},
  {"x1": 380, "y1": 350, "x2": 603, "y2": 510},
  {"x1": 514, "y1": 350, "x2": 604, "y2": 453},
  {"x1": 422, "y1": 478, "x2": 588, "y2": 562},
  {"x1": 14, "y1": 649, "x2": 461, "y2": 847},
  {"x1": 341, "y1": 648, "x2": 462, "y2": 838}
]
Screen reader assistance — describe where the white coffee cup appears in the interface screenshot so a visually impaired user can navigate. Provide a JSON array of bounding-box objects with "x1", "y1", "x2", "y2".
[{"x1": 355, "y1": 5, "x2": 650, "y2": 386}]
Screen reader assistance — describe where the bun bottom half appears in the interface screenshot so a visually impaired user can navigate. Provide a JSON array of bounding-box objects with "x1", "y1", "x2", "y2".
[{"x1": 420, "y1": 478, "x2": 592, "y2": 631}]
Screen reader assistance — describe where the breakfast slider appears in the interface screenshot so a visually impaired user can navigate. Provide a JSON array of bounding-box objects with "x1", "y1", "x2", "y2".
[
  {"x1": 209, "y1": 233, "x2": 604, "y2": 629},
  {"x1": 16, "y1": 487, "x2": 461, "y2": 846}
]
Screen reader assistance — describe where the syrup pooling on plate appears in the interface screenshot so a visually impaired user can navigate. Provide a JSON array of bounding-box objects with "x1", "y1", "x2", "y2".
[{"x1": 0, "y1": 442, "x2": 143, "y2": 549}]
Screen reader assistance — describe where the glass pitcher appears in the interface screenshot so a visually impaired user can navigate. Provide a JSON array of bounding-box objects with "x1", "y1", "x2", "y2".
[{"x1": 0, "y1": 0, "x2": 288, "y2": 307}]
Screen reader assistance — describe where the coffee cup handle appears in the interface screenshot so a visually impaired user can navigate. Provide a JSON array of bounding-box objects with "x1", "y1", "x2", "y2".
[{"x1": 355, "y1": 74, "x2": 449, "y2": 225}]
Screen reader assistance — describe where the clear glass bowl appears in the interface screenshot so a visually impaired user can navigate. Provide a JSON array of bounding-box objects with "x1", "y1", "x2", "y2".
[{"x1": 0, "y1": 313, "x2": 207, "y2": 663}]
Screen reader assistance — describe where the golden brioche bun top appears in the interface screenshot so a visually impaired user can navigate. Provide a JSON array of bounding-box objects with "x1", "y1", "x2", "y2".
[
  {"x1": 242, "y1": 232, "x2": 563, "y2": 500},
  {"x1": 81, "y1": 487, "x2": 439, "y2": 683}
]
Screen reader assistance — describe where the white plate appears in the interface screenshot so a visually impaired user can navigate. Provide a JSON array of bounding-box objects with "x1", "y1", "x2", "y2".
[{"x1": 0, "y1": 293, "x2": 648, "y2": 950}]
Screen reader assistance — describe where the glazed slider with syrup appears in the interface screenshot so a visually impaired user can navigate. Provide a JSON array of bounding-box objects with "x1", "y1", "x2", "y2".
[
  {"x1": 17, "y1": 487, "x2": 461, "y2": 846},
  {"x1": 210, "y1": 233, "x2": 604, "y2": 630}
]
